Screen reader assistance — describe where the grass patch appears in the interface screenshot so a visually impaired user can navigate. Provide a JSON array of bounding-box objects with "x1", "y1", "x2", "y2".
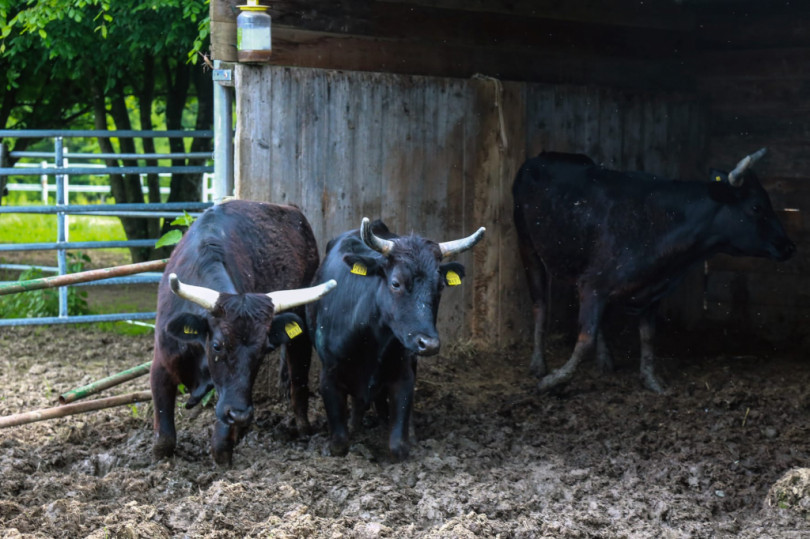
[{"x1": 0, "y1": 213, "x2": 128, "y2": 244}]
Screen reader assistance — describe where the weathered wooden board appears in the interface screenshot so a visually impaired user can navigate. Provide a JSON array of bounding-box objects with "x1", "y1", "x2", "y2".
[{"x1": 236, "y1": 65, "x2": 710, "y2": 347}]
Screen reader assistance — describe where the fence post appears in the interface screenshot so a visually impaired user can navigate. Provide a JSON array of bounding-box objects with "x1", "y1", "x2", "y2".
[
  {"x1": 54, "y1": 137, "x2": 68, "y2": 318},
  {"x1": 0, "y1": 143, "x2": 7, "y2": 204}
]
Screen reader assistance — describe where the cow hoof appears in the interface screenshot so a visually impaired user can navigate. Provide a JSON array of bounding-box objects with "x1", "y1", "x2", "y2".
[
  {"x1": 329, "y1": 436, "x2": 350, "y2": 457},
  {"x1": 152, "y1": 435, "x2": 176, "y2": 460},
  {"x1": 537, "y1": 373, "x2": 569, "y2": 394},
  {"x1": 212, "y1": 449, "x2": 233, "y2": 467},
  {"x1": 641, "y1": 372, "x2": 666, "y2": 394},
  {"x1": 529, "y1": 358, "x2": 547, "y2": 378},
  {"x1": 389, "y1": 444, "x2": 410, "y2": 462}
]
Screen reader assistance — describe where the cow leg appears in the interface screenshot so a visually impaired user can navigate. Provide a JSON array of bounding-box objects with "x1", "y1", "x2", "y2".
[
  {"x1": 320, "y1": 371, "x2": 350, "y2": 456},
  {"x1": 518, "y1": 241, "x2": 550, "y2": 377},
  {"x1": 387, "y1": 365, "x2": 415, "y2": 462},
  {"x1": 538, "y1": 290, "x2": 604, "y2": 392},
  {"x1": 282, "y1": 335, "x2": 312, "y2": 434},
  {"x1": 639, "y1": 308, "x2": 665, "y2": 393},
  {"x1": 595, "y1": 328, "x2": 614, "y2": 373},
  {"x1": 150, "y1": 361, "x2": 178, "y2": 460}
]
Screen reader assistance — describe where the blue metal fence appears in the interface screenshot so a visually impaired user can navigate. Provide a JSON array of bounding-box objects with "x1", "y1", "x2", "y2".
[{"x1": 0, "y1": 130, "x2": 214, "y2": 327}]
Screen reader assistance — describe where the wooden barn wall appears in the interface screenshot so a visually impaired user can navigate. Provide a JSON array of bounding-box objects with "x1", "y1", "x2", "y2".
[
  {"x1": 693, "y1": 2, "x2": 810, "y2": 345},
  {"x1": 234, "y1": 65, "x2": 706, "y2": 347}
]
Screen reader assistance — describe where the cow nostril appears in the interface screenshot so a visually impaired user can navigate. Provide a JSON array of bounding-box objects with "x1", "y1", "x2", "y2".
[
  {"x1": 416, "y1": 336, "x2": 440, "y2": 355},
  {"x1": 224, "y1": 406, "x2": 253, "y2": 426}
]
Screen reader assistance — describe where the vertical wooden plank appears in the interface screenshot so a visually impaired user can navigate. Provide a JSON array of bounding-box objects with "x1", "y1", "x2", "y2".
[
  {"x1": 497, "y1": 82, "x2": 531, "y2": 348},
  {"x1": 269, "y1": 68, "x2": 297, "y2": 204},
  {"x1": 525, "y1": 84, "x2": 555, "y2": 156},
  {"x1": 598, "y1": 88, "x2": 623, "y2": 168},
  {"x1": 582, "y1": 87, "x2": 601, "y2": 160},
  {"x1": 234, "y1": 65, "x2": 272, "y2": 200},
  {"x1": 621, "y1": 93, "x2": 644, "y2": 170}
]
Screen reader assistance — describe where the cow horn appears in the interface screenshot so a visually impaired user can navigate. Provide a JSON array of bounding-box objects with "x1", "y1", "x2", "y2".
[
  {"x1": 439, "y1": 227, "x2": 486, "y2": 258},
  {"x1": 361, "y1": 217, "x2": 395, "y2": 255},
  {"x1": 728, "y1": 148, "x2": 766, "y2": 187},
  {"x1": 266, "y1": 279, "x2": 337, "y2": 312},
  {"x1": 169, "y1": 273, "x2": 220, "y2": 311}
]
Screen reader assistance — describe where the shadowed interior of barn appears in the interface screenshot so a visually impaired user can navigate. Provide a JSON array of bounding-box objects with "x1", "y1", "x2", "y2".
[{"x1": 210, "y1": 0, "x2": 809, "y2": 357}]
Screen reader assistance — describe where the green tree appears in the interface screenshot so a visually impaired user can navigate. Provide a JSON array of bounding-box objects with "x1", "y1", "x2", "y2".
[{"x1": 0, "y1": 0, "x2": 211, "y2": 262}]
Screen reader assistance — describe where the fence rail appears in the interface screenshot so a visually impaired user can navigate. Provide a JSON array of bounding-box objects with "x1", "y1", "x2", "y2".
[{"x1": 0, "y1": 130, "x2": 215, "y2": 327}]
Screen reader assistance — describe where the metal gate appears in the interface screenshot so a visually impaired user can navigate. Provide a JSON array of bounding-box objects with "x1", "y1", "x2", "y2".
[{"x1": 0, "y1": 130, "x2": 215, "y2": 326}]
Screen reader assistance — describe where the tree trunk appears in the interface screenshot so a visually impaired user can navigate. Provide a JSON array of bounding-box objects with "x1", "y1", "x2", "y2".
[{"x1": 90, "y1": 81, "x2": 151, "y2": 263}]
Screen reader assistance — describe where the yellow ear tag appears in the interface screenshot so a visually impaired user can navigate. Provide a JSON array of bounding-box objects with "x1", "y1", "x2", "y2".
[
  {"x1": 183, "y1": 325, "x2": 198, "y2": 335},
  {"x1": 715, "y1": 175, "x2": 722, "y2": 182},
  {"x1": 351, "y1": 262, "x2": 368, "y2": 276},
  {"x1": 285, "y1": 321, "x2": 303, "y2": 339},
  {"x1": 446, "y1": 270, "x2": 462, "y2": 286}
]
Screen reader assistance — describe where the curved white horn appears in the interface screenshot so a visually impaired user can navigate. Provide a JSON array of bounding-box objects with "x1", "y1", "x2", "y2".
[
  {"x1": 728, "y1": 148, "x2": 766, "y2": 187},
  {"x1": 439, "y1": 227, "x2": 486, "y2": 258},
  {"x1": 361, "y1": 217, "x2": 395, "y2": 255},
  {"x1": 267, "y1": 279, "x2": 337, "y2": 312},
  {"x1": 169, "y1": 273, "x2": 220, "y2": 311}
]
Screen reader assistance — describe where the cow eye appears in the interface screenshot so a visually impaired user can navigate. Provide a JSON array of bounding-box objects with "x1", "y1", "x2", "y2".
[
  {"x1": 752, "y1": 204, "x2": 761, "y2": 214},
  {"x1": 391, "y1": 279, "x2": 401, "y2": 291},
  {"x1": 211, "y1": 341, "x2": 223, "y2": 353}
]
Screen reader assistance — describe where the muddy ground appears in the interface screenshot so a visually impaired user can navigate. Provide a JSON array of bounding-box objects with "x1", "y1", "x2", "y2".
[{"x1": 1, "y1": 318, "x2": 810, "y2": 538}]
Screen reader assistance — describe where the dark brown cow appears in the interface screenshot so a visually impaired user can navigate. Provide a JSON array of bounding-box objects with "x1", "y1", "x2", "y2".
[
  {"x1": 513, "y1": 150, "x2": 795, "y2": 393},
  {"x1": 150, "y1": 200, "x2": 335, "y2": 465}
]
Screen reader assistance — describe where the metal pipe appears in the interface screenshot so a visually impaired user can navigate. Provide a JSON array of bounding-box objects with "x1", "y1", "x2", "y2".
[
  {"x1": 59, "y1": 361, "x2": 152, "y2": 404},
  {"x1": 0, "y1": 240, "x2": 158, "y2": 251},
  {"x1": 0, "y1": 391, "x2": 152, "y2": 429},
  {"x1": 0, "y1": 165, "x2": 212, "y2": 176},
  {"x1": 213, "y1": 60, "x2": 235, "y2": 203},
  {"x1": 0, "y1": 201, "x2": 212, "y2": 214},
  {"x1": 0, "y1": 312, "x2": 156, "y2": 326},
  {"x1": 0, "y1": 259, "x2": 167, "y2": 296},
  {"x1": 55, "y1": 137, "x2": 68, "y2": 318},
  {"x1": 67, "y1": 211, "x2": 204, "y2": 218},
  {"x1": 12, "y1": 151, "x2": 212, "y2": 160},
  {"x1": 0, "y1": 129, "x2": 212, "y2": 138}
]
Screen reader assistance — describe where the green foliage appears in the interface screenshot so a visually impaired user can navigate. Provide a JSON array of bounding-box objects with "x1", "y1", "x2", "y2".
[
  {"x1": 0, "y1": 252, "x2": 91, "y2": 319},
  {"x1": 155, "y1": 211, "x2": 196, "y2": 248}
]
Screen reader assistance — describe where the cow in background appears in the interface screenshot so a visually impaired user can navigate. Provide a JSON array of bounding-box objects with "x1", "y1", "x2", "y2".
[
  {"x1": 513, "y1": 149, "x2": 795, "y2": 393},
  {"x1": 307, "y1": 218, "x2": 485, "y2": 461},
  {"x1": 151, "y1": 200, "x2": 336, "y2": 465}
]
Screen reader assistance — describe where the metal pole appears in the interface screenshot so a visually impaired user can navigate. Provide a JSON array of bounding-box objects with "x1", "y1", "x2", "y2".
[
  {"x1": 0, "y1": 258, "x2": 167, "y2": 296},
  {"x1": 0, "y1": 391, "x2": 152, "y2": 429},
  {"x1": 213, "y1": 60, "x2": 234, "y2": 203},
  {"x1": 55, "y1": 137, "x2": 68, "y2": 318},
  {"x1": 59, "y1": 361, "x2": 152, "y2": 404}
]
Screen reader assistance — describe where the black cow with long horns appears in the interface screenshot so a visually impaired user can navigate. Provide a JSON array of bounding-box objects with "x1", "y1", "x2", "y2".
[
  {"x1": 150, "y1": 200, "x2": 336, "y2": 465},
  {"x1": 513, "y1": 149, "x2": 795, "y2": 394},
  {"x1": 306, "y1": 218, "x2": 485, "y2": 461}
]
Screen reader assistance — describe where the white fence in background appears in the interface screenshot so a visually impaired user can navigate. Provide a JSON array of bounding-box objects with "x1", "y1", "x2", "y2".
[{"x1": 7, "y1": 162, "x2": 214, "y2": 203}]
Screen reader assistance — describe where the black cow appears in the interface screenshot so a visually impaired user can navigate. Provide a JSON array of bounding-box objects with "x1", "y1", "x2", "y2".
[
  {"x1": 150, "y1": 200, "x2": 336, "y2": 465},
  {"x1": 306, "y1": 218, "x2": 485, "y2": 461},
  {"x1": 513, "y1": 149, "x2": 795, "y2": 393}
]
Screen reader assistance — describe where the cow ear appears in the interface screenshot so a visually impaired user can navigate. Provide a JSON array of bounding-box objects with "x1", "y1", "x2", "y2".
[
  {"x1": 709, "y1": 168, "x2": 728, "y2": 184},
  {"x1": 267, "y1": 313, "x2": 305, "y2": 349},
  {"x1": 440, "y1": 262, "x2": 466, "y2": 287},
  {"x1": 343, "y1": 254, "x2": 383, "y2": 277},
  {"x1": 167, "y1": 313, "x2": 208, "y2": 343}
]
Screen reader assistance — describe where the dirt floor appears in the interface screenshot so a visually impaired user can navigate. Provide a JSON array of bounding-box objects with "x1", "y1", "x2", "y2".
[{"x1": 1, "y1": 318, "x2": 810, "y2": 538}]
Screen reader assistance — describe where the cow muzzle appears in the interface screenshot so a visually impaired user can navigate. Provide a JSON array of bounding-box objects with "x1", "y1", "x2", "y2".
[{"x1": 221, "y1": 404, "x2": 254, "y2": 426}]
